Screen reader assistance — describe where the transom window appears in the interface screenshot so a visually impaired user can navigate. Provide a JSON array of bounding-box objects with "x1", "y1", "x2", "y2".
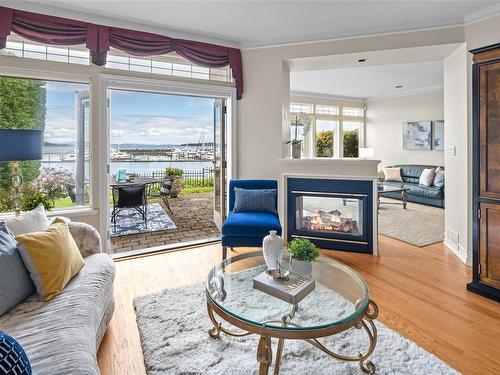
[
  {"x1": 315, "y1": 105, "x2": 339, "y2": 115},
  {"x1": 290, "y1": 103, "x2": 314, "y2": 114},
  {"x1": 1, "y1": 35, "x2": 232, "y2": 83},
  {"x1": 342, "y1": 106, "x2": 364, "y2": 117}
]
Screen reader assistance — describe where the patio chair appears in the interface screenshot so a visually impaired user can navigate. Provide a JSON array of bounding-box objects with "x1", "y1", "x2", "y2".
[
  {"x1": 148, "y1": 178, "x2": 174, "y2": 215},
  {"x1": 221, "y1": 179, "x2": 282, "y2": 260},
  {"x1": 111, "y1": 184, "x2": 148, "y2": 229}
]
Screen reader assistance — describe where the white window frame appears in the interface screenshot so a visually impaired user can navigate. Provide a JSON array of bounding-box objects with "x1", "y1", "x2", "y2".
[
  {"x1": 0, "y1": 67, "x2": 93, "y2": 218},
  {"x1": 98, "y1": 74, "x2": 237, "y2": 249},
  {"x1": 290, "y1": 102, "x2": 365, "y2": 158}
]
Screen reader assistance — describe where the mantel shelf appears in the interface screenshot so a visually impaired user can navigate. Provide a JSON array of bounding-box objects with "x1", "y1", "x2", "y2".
[{"x1": 278, "y1": 158, "x2": 381, "y2": 166}]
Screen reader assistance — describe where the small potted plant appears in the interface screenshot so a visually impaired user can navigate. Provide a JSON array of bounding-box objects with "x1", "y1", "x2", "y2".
[
  {"x1": 286, "y1": 113, "x2": 311, "y2": 159},
  {"x1": 288, "y1": 237, "x2": 319, "y2": 276},
  {"x1": 165, "y1": 167, "x2": 184, "y2": 198}
]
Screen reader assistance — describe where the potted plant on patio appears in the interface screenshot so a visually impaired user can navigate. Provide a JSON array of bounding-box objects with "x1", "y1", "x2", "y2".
[
  {"x1": 165, "y1": 167, "x2": 184, "y2": 198},
  {"x1": 288, "y1": 237, "x2": 319, "y2": 276}
]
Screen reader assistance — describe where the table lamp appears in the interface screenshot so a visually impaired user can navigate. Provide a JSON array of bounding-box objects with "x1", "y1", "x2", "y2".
[{"x1": 0, "y1": 129, "x2": 43, "y2": 216}]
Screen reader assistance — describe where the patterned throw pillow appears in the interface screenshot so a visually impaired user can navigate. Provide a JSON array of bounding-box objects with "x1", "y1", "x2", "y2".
[
  {"x1": 433, "y1": 168, "x2": 445, "y2": 189},
  {"x1": 0, "y1": 331, "x2": 31, "y2": 374},
  {"x1": 233, "y1": 188, "x2": 277, "y2": 214}
]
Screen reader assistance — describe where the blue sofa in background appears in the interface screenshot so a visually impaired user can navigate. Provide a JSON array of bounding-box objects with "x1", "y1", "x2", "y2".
[
  {"x1": 383, "y1": 164, "x2": 445, "y2": 208},
  {"x1": 221, "y1": 179, "x2": 282, "y2": 260}
]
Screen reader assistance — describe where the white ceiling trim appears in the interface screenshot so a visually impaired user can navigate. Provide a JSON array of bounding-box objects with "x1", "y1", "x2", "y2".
[
  {"x1": 464, "y1": 3, "x2": 500, "y2": 24},
  {"x1": 365, "y1": 85, "x2": 444, "y2": 103},
  {"x1": 242, "y1": 23, "x2": 465, "y2": 50},
  {"x1": 290, "y1": 91, "x2": 366, "y2": 103},
  {"x1": 1, "y1": 1, "x2": 499, "y2": 50},
  {"x1": 0, "y1": 0, "x2": 239, "y2": 48}
]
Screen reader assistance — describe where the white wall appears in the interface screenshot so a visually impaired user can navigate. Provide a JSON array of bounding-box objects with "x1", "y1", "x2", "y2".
[
  {"x1": 238, "y1": 27, "x2": 464, "y2": 180},
  {"x1": 443, "y1": 44, "x2": 469, "y2": 264},
  {"x1": 366, "y1": 90, "x2": 444, "y2": 168}
]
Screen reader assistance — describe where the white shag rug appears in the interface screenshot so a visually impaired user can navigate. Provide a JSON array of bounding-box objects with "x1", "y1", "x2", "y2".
[{"x1": 133, "y1": 267, "x2": 459, "y2": 375}]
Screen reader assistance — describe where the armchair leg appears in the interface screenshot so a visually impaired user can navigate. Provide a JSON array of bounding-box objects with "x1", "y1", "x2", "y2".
[{"x1": 222, "y1": 246, "x2": 228, "y2": 261}]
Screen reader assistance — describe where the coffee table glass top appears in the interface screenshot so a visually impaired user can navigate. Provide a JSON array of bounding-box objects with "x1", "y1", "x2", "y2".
[
  {"x1": 206, "y1": 251, "x2": 370, "y2": 331},
  {"x1": 377, "y1": 185, "x2": 409, "y2": 194}
]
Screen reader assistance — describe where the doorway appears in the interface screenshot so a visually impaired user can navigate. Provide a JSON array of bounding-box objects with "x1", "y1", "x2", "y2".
[{"x1": 99, "y1": 76, "x2": 235, "y2": 256}]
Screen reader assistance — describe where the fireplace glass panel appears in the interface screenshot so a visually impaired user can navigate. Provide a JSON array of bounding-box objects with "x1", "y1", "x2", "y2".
[{"x1": 296, "y1": 195, "x2": 364, "y2": 237}]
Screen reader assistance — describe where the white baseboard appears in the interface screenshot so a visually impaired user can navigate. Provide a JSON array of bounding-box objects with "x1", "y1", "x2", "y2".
[{"x1": 444, "y1": 236, "x2": 468, "y2": 264}]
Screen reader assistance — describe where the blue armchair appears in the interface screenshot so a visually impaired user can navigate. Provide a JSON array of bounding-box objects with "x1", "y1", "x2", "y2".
[{"x1": 221, "y1": 179, "x2": 282, "y2": 260}]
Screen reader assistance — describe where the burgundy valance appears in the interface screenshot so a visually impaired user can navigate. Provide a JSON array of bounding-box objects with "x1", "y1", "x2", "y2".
[{"x1": 0, "y1": 6, "x2": 243, "y2": 99}]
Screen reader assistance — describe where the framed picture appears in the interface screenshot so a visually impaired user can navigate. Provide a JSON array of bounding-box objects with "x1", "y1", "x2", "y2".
[
  {"x1": 433, "y1": 120, "x2": 444, "y2": 150},
  {"x1": 403, "y1": 121, "x2": 432, "y2": 150}
]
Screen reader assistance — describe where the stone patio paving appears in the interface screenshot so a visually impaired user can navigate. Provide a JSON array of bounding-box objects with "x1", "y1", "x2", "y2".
[{"x1": 111, "y1": 191, "x2": 220, "y2": 254}]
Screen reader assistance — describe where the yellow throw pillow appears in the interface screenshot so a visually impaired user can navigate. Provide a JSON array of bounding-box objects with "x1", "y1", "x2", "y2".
[{"x1": 16, "y1": 219, "x2": 85, "y2": 301}]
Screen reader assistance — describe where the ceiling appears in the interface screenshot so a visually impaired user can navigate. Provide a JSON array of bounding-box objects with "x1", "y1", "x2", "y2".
[
  {"x1": 290, "y1": 60, "x2": 444, "y2": 100},
  {"x1": 2, "y1": 1, "x2": 500, "y2": 48}
]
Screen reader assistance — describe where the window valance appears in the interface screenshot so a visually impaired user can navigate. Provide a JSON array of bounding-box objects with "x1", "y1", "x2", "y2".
[{"x1": 0, "y1": 7, "x2": 243, "y2": 99}]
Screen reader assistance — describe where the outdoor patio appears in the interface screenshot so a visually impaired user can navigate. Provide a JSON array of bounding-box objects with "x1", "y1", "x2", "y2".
[{"x1": 110, "y1": 191, "x2": 219, "y2": 254}]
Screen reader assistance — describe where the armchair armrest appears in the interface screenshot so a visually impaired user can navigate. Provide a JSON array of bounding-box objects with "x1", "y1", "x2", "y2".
[{"x1": 67, "y1": 222, "x2": 104, "y2": 257}]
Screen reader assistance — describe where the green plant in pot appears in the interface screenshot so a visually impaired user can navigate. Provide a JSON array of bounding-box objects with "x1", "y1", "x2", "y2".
[
  {"x1": 165, "y1": 167, "x2": 184, "y2": 198},
  {"x1": 288, "y1": 237, "x2": 319, "y2": 276}
]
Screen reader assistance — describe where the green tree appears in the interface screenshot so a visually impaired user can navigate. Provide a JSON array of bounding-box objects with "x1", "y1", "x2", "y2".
[
  {"x1": 343, "y1": 130, "x2": 359, "y2": 158},
  {"x1": 0, "y1": 77, "x2": 46, "y2": 191},
  {"x1": 316, "y1": 130, "x2": 334, "y2": 157}
]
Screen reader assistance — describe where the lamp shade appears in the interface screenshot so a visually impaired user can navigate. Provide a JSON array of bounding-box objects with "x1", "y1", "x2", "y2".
[{"x1": 0, "y1": 129, "x2": 43, "y2": 161}]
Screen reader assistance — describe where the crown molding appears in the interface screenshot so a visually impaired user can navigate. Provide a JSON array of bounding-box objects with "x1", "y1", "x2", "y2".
[
  {"x1": 0, "y1": 0, "x2": 239, "y2": 48},
  {"x1": 290, "y1": 91, "x2": 365, "y2": 103},
  {"x1": 365, "y1": 85, "x2": 443, "y2": 103},
  {"x1": 464, "y1": 3, "x2": 500, "y2": 24},
  {"x1": 242, "y1": 23, "x2": 464, "y2": 50}
]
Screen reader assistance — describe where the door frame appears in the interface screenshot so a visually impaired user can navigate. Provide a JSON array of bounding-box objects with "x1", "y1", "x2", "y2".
[{"x1": 98, "y1": 74, "x2": 237, "y2": 251}]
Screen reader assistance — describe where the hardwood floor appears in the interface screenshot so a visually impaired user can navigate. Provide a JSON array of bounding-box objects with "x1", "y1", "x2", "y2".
[{"x1": 97, "y1": 236, "x2": 500, "y2": 375}]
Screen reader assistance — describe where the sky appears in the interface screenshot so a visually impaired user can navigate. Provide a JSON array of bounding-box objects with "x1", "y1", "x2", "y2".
[{"x1": 44, "y1": 81, "x2": 214, "y2": 146}]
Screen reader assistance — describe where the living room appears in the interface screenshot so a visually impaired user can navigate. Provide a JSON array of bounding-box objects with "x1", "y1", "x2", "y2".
[
  {"x1": 289, "y1": 47, "x2": 448, "y2": 249},
  {"x1": 0, "y1": 2, "x2": 499, "y2": 375}
]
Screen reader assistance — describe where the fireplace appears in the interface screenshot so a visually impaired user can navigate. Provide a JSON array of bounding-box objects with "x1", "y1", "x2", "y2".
[{"x1": 287, "y1": 177, "x2": 374, "y2": 253}]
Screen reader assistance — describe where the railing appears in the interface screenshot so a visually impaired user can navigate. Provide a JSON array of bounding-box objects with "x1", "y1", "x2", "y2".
[{"x1": 136, "y1": 168, "x2": 214, "y2": 188}]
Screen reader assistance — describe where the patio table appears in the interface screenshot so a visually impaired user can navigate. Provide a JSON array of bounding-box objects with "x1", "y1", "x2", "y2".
[{"x1": 109, "y1": 177, "x2": 162, "y2": 188}]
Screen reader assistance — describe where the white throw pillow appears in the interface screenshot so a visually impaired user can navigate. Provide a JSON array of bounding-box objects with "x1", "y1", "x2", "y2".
[
  {"x1": 4, "y1": 204, "x2": 50, "y2": 236},
  {"x1": 383, "y1": 167, "x2": 403, "y2": 182},
  {"x1": 419, "y1": 168, "x2": 436, "y2": 187}
]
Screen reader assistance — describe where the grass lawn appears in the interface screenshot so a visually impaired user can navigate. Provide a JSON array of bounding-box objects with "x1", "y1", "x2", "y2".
[{"x1": 53, "y1": 197, "x2": 75, "y2": 209}]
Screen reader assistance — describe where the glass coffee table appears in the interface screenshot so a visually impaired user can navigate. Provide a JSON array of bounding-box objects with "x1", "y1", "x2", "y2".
[
  {"x1": 378, "y1": 185, "x2": 410, "y2": 209},
  {"x1": 205, "y1": 251, "x2": 378, "y2": 374}
]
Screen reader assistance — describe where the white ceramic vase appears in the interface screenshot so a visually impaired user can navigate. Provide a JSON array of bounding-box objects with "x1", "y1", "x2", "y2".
[
  {"x1": 292, "y1": 259, "x2": 312, "y2": 276},
  {"x1": 263, "y1": 230, "x2": 284, "y2": 270}
]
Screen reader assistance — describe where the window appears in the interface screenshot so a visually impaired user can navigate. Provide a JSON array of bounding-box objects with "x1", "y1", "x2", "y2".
[
  {"x1": 290, "y1": 103, "x2": 314, "y2": 114},
  {"x1": 315, "y1": 120, "x2": 338, "y2": 158},
  {"x1": 342, "y1": 106, "x2": 364, "y2": 117},
  {"x1": 0, "y1": 76, "x2": 91, "y2": 214},
  {"x1": 315, "y1": 105, "x2": 339, "y2": 115},
  {"x1": 2, "y1": 36, "x2": 232, "y2": 83},
  {"x1": 342, "y1": 121, "x2": 362, "y2": 157},
  {"x1": 105, "y1": 49, "x2": 232, "y2": 82},
  {"x1": 3, "y1": 36, "x2": 90, "y2": 65}
]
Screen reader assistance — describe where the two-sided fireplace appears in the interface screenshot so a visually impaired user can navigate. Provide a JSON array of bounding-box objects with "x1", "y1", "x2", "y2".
[{"x1": 286, "y1": 177, "x2": 374, "y2": 253}]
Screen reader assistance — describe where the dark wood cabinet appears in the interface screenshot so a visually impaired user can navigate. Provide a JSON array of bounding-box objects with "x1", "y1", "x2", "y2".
[{"x1": 468, "y1": 43, "x2": 500, "y2": 302}]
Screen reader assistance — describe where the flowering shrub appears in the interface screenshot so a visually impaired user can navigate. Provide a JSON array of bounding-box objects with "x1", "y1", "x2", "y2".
[{"x1": 34, "y1": 167, "x2": 75, "y2": 202}]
